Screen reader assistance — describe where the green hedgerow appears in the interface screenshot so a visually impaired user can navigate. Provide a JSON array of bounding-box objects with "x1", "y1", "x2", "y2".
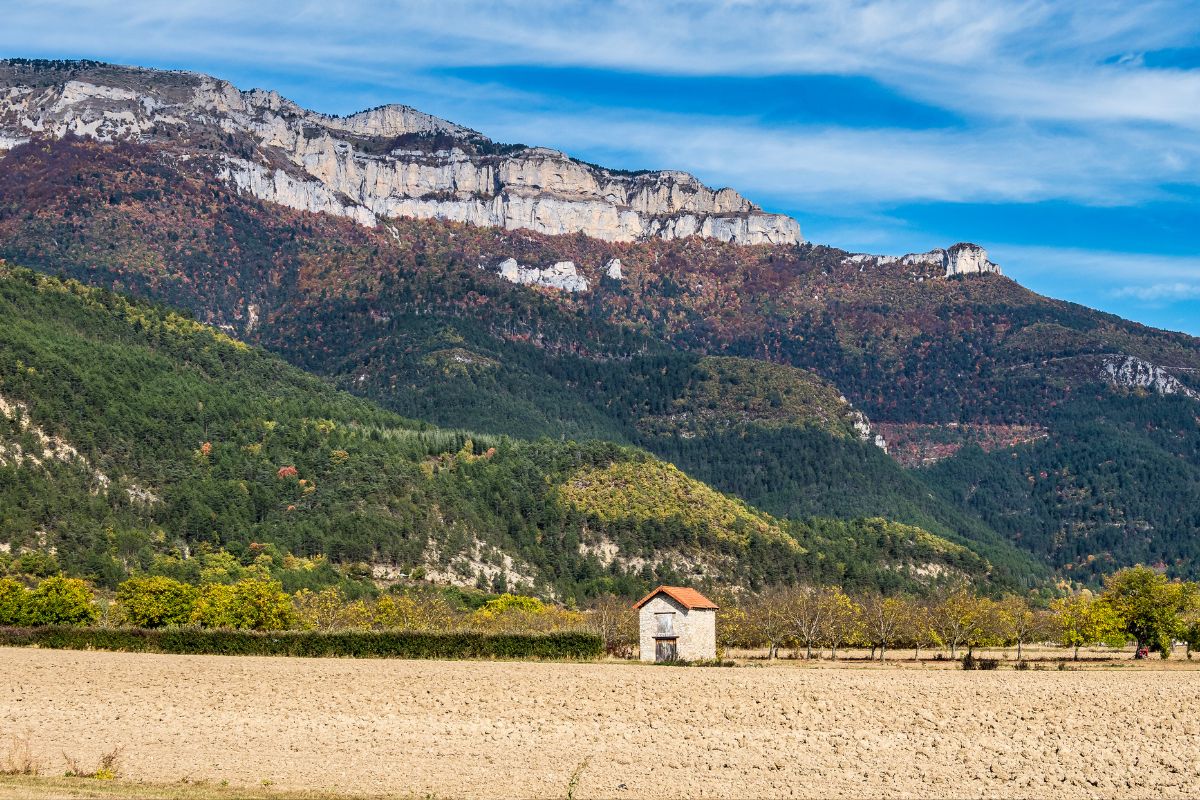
[{"x1": 0, "y1": 626, "x2": 604, "y2": 660}]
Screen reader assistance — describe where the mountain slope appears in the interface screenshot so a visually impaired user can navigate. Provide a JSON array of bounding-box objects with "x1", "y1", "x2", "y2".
[
  {"x1": 0, "y1": 136, "x2": 1048, "y2": 585},
  {"x1": 927, "y1": 392, "x2": 1200, "y2": 579},
  {"x1": 0, "y1": 60, "x2": 1196, "y2": 582},
  {"x1": 0, "y1": 263, "x2": 999, "y2": 596}
]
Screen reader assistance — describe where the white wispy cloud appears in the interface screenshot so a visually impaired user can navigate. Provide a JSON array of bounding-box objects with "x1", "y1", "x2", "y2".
[
  {"x1": 4, "y1": 1, "x2": 1199, "y2": 205},
  {"x1": 465, "y1": 106, "x2": 1200, "y2": 209},
  {"x1": 1, "y1": 5, "x2": 1198, "y2": 215},
  {"x1": 994, "y1": 245, "x2": 1200, "y2": 283},
  {"x1": 6, "y1": 0, "x2": 1200, "y2": 125},
  {"x1": 988, "y1": 245, "x2": 1200, "y2": 335},
  {"x1": 1113, "y1": 283, "x2": 1200, "y2": 301}
]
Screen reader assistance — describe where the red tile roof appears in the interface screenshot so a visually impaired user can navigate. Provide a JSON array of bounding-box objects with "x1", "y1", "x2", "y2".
[{"x1": 632, "y1": 585, "x2": 719, "y2": 611}]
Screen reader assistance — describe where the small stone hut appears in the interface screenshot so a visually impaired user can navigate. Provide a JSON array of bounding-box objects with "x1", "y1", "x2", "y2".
[{"x1": 633, "y1": 586, "x2": 718, "y2": 662}]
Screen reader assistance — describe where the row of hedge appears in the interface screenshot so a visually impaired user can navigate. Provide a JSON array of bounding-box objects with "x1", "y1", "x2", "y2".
[{"x1": 0, "y1": 626, "x2": 604, "y2": 660}]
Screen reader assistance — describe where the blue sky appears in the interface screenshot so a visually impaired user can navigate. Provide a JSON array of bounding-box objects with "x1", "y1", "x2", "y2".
[{"x1": 4, "y1": 1, "x2": 1200, "y2": 334}]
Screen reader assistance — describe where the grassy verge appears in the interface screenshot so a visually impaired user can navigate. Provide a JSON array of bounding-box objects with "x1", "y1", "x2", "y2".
[
  {"x1": 0, "y1": 626, "x2": 603, "y2": 660},
  {"x1": 0, "y1": 775, "x2": 378, "y2": 800}
]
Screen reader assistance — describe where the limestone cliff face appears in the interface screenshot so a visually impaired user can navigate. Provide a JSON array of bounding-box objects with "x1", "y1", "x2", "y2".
[
  {"x1": 847, "y1": 407, "x2": 888, "y2": 452},
  {"x1": 0, "y1": 60, "x2": 801, "y2": 246},
  {"x1": 845, "y1": 242, "x2": 1002, "y2": 279},
  {"x1": 900, "y1": 243, "x2": 1001, "y2": 277}
]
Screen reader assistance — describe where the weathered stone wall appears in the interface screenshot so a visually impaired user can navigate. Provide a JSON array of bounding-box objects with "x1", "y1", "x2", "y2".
[{"x1": 684, "y1": 608, "x2": 717, "y2": 661}]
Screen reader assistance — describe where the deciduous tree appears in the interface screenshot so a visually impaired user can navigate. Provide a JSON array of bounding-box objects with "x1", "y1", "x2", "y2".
[
  {"x1": 1052, "y1": 593, "x2": 1124, "y2": 660},
  {"x1": 116, "y1": 576, "x2": 197, "y2": 627},
  {"x1": 931, "y1": 586, "x2": 982, "y2": 659},
  {"x1": 860, "y1": 593, "x2": 906, "y2": 661},
  {"x1": 586, "y1": 594, "x2": 638, "y2": 656},
  {"x1": 818, "y1": 587, "x2": 862, "y2": 660},
  {"x1": 0, "y1": 578, "x2": 28, "y2": 625},
  {"x1": 1102, "y1": 567, "x2": 1194, "y2": 658},
  {"x1": 995, "y1": 595, "x2": 1050, "y2": 661},
  {"x1": 21, "y1": 576, "x2": 99, "y2": 626},
  {"x1": 747, "y1": 588, "x2": 794, "y2": 659},
  {"x1": 897, "y1": 597, "x2": 938, "y2": 660},
  {"x1": 191, "y1": 578, "x2": 294, "y2": 630}
]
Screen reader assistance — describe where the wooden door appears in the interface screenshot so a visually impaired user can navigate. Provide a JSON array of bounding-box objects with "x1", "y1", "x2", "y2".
[{"x1": 656, "y1": 638, "x2": 677, "y2": 662}]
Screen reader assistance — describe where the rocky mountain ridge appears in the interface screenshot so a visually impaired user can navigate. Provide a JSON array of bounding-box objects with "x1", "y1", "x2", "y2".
[{"x1": 0, "y1": 59, "x2": 801, "y2": 246}]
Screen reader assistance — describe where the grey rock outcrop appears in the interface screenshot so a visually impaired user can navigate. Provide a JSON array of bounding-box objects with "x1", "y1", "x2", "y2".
[
  {"x1": 494, "y1": 258, "x2": 589, "y2": 292},
  {"x1": 0, "y1": 60, "x2": 801, "y2": 246},
  {"x1": 1100, "y1": 356, "x2": 1200, "y2": 400},
  {"x1": 846, "y1": 406, "x2": 888, "y2": 452}
]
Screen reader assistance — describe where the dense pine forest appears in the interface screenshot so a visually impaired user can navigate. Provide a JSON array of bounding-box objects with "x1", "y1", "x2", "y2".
[{"x1": 0, "y1": 264, "x2": 1004, "y2": 598}]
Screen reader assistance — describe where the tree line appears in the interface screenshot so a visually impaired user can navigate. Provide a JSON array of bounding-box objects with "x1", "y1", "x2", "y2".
[
  {"x1": 587, "y1": 566, "x2": 1200, "y2": 662},
  {"x1": 707, "y1": 566, "x2": 1200, "y2": 661},
  {"x1": 2, "y1": 565, "x2": 1198, "y2": 663},
  {"x1": 0, "y1": 574, "x2": 585, "y2": 635}
]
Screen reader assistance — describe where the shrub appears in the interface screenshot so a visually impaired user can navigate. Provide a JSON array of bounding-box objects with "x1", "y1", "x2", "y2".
[
  {"x1": 478, "y1": 593, "x2": 545, "y2": 614},
  {"x1": 12, "y1": 551, "x2": 58, "y2": 578},
  {"x1": 960, "y1": 653, "x2": 998, "y2": 670},
  {"x1": 192, "y1": 579, "x2": 294, "y2": 630},
  {"x1": 1014, "y1": 659, "x2": 1031, "y2": 671},
  {"x1": 116, "y1": 576, "x2": 197, "y2": 628},
  {"x1": 294, "y1": 587, "x2": 371, "y2": 631},
  {"x1": 227, "y1": 578, "x2": 295, "y2": 630},
  {"x1": 372, "y1": 594, "x2": 455, "y2": 631},
  {"x1": 190, "y1": 583, "x2": 237, "y2": 628},
  {"x1": 21, "y1": 577, "x2": 99, "y2": 626},
  {"x1": 469, "y1": 593, "x2": 584, "y2": 634},
  {"x1": 0, "y1": 579, "x2": 27, "y2": 626}
]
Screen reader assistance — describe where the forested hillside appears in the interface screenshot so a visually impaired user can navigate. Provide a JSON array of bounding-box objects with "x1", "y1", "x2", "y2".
[
  {"x1": 1, "y1": 94, "x2": 1197, "y2": 582},
  {"x1": 0, "y1": 264, "x2": 1006, "y2": 597},
  {"x1": 927, "y1": 392, "x2": 1200, "y2": 580},
  {"x1": 0, "y1": 137, "x2": 1044, "y2": 582}
]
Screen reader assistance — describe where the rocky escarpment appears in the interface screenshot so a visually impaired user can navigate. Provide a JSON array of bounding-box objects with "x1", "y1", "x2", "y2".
[
  {"x1": 0, "y1": 59, "x2": 801, "y2": 246},
  {"x1": 845, "y1": 242, "x2": 1002, "y2": 279}
]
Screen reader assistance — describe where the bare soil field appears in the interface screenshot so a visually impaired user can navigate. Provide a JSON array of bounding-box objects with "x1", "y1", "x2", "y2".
[{"x1": 3, "y1": 647, "x2": 1199, "y2": 799}]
